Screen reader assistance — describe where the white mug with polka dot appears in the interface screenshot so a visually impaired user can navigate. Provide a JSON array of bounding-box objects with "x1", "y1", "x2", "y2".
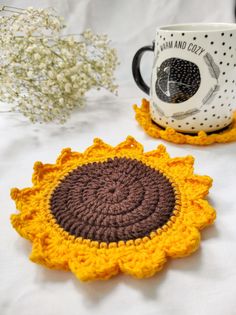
[{"x1": 132, "y1": 23, "x2": 236, "y2": 133}]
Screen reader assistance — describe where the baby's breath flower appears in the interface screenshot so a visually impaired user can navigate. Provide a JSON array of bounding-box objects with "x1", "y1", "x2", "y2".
[{"x1": 0, "y1": 7, "x2": 119, "y2": 123}]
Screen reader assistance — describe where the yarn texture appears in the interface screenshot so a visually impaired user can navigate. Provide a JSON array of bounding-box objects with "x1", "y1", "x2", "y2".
[
  {"x1": 11, "y1": 137, "x2": 216, "y2": 281},
  {"x1": 134, "y1": 99, "x2": 236, "y2": 145}
]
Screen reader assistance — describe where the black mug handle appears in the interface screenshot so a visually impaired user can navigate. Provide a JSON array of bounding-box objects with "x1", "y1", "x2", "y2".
[{"x1": 132, "y1": 41, "x2": 155, "y2": 95}]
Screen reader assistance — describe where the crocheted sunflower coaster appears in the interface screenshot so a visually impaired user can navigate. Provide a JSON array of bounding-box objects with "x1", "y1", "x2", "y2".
[
  {"x1": 11, "y1": 137, "x2": 216, "y2": 281},
  {"x1": 134, "y1": 99, "x2": 236, "y2": 145}
]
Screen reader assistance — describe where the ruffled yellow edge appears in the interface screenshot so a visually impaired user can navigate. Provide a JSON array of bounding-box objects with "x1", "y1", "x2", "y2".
[
  {"x1": 134, "y1": 99, "x2": 236, "y2": 145},
  {"x1": 10, "y1": 136, "x2": 216, "y2": 281}
]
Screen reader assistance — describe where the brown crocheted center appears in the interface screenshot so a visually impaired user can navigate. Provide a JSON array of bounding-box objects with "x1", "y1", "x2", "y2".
[{"x1": 50, "y1": 158, "x2": 176, "y2": 243}]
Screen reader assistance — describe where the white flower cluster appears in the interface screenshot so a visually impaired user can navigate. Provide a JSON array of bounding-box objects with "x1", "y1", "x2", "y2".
[{"x1": 0, "y1": 7, "x2": 119, "y2": 123}]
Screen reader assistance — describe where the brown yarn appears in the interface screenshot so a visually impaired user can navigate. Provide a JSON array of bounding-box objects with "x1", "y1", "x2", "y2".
[{"x1": 50, "y1": 157, "x2": 176, "y2": 243}]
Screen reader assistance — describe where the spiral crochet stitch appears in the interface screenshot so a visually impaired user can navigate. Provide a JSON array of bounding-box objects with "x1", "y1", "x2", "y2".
[
  {"x1": 11, "y1": 137, "x2": 216, "y2": 281},
  {"x1": 50, "y1": 158, "x2": 176, "y2": 242}
]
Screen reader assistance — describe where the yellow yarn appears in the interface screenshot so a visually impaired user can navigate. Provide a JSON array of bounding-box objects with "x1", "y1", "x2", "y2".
[
  {"x1": 10, "y1": 136, "x2": 216, "y2": 281},
  {"x1": 134, "y1": 99, "x2": 236, "y2": 145}
]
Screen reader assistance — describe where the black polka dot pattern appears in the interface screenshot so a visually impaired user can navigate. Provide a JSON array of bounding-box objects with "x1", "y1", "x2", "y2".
[{"x1": 151, "y1": 29, "x2": 235, "y2": 132}]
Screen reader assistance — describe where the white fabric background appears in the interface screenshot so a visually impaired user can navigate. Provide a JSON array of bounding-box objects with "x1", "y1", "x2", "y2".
[{"x1": 1, "y1": 1, "x2": 236, "y2": 314}]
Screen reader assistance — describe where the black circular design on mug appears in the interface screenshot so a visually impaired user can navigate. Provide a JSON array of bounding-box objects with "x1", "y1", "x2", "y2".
[{"x1": 155, "y1": 58, "x2": 201, "y2": 104}]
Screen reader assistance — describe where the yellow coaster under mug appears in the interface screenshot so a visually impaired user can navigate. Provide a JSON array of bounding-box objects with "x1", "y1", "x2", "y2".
[
  {"x1": 11, "y1": 137, "x2": 216, "y2": 281},
  {"x1": 134, "y1": 99, "x2": 236, "y2": 145}
]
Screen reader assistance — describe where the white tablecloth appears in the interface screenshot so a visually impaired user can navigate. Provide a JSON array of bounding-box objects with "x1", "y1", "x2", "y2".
[{"x1": 1, "y1": 1, "x2": 236, "y2": 314}]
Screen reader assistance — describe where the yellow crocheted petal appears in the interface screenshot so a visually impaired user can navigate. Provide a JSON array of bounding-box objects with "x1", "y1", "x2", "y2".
[
  {"x1": 162, "y1": 223, "x2": 201, "y2": 258},
  {"x1": 29, "y1": 236, "x2": 70, "y2": 270},
  {"x1": 11, "y1": 214, "x2": 41, "y2": 241},
  {"x1": 165, "y1": 156, "x2": 194, "y2": 178},
  {"x1": 56, "y1": 148, "x2": 82, "y2": 166},
  {"x1": 69, "y1": 251, "x2": 120, "y2": 281},
  {"x1": 114, "y1": 136, "x2": 144, "y2": 156},
  {"x1": 10, "y1": 187, "x2": 21, "y2": 201},
  {"x1": 118, "y1": 246, "x2": 166, "y2": 278},
  {"x1": 183, "y1": 199, "x2": 216, "y2": 229},
  {"x1": 160, "y1": 128, "x2": 187, "y2": 144},
  {"x1": 33, "y1": 148, "x2": 92, "y2": 186},
  {"x1": 183, "y1": 175, "x2": 213, "y2": 199},
  {"x1": 32, "y1": 162, "x2": 62, "y2": 185},
  {"x1": 10, "y1": 187, "x2": 45, "y2": 239},
  {"x1": 144, "y1": 144, "x2": 169, "y2": 159},
  {"x1": 141, "y1": 145, "x2": 171, "y2": 171},
  {"x1": 84, "y1": 138, "x2": 113, "y2": 159},
  {"x1": 33, "y1": 148, "x2": 94, "y2": 187}
]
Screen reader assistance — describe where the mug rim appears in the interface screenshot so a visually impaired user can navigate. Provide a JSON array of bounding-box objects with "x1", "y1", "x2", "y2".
[{"x1": 158, "y1": 22, "x2": 236, "y2": 32}]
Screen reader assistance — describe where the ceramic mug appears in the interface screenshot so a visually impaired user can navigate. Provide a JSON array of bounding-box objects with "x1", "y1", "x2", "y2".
[{"x1": 132, "y1": 23, "x2": 236, "y2": 133}]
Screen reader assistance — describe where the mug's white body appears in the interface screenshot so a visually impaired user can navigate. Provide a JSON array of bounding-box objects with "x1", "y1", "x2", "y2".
[{"x1": 150, "y1": 23, "x2": 236, "y2": 133}]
